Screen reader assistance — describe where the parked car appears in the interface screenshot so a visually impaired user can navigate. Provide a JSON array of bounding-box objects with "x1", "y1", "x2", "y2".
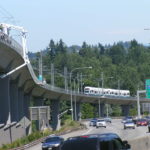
[
  {"x1": 136, "y1": 119, "x2": 148, "y2": 127},
  {"x1": 124, "y1": 120, "x2": 135, "y2": 129},
  {"x1": 42, "y1": 136, "x2": 64, "y2": 150},
  {"x1": 89, "y1": 118, "x2": 97, "y2": 126},
  {"x1": 104, "y1": 117, "x2": 112, "y2": 123},
  {"x1": 96, "y1": 119, "x2": 106, "y2": 128},
  {"x1": 61, "y1": 133, "x2": 131, "y2": 150}
]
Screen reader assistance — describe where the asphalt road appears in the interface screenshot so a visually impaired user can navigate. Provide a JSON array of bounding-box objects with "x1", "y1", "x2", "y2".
[{"x1": 26, "y1": 119, "x2": 150, "y2": 150}]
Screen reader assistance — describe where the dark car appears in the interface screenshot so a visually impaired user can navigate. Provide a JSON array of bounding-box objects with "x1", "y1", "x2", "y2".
[
  {"x1": 136, "y1": 119, "x2": 148, "y2": 127},
  {"x1": 61, "y1": 133, "x2": 131, "y2": 150},
  {"x1": 42, "y1": 136, "x2": 64, "y2": 150},
  {"x1": 144, "y1": 116, "x2": 150, "y2": 123}
]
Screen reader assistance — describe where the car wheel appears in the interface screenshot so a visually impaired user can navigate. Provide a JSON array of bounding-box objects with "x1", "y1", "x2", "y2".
[
  {"x1": 96, "y1": 126, "x2": 99, "y2": 128},
  {"x1": 124, "y1": 127, "x2": 126, "y2": 129},
  {"x1": 105, "y1": 126, "x2": 106, "y2": 128}
]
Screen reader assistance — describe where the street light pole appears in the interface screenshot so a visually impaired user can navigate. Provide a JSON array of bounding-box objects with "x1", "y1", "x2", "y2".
[
  {"x1": 101, "y1": 72, "x2": 104, "y2": 96},
  {"x1": 70, "y1": 66, "x2": 92, "y2": 120},
  {"x1": 99, "y1": 73, "x2": 113, "y2": 117}
]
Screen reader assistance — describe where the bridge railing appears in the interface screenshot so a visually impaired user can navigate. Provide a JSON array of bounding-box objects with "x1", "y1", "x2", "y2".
[{"x1": 0, "y1": 32, "x2": 23, "y2": 56}]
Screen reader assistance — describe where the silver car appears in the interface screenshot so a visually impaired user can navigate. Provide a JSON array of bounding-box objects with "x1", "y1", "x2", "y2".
[
  {"x1": 124, "y1": 121, "x2": 135, "y2": 129},
  {"x1": 96, "y1": 119, "x2": 106, "y2": 128}
]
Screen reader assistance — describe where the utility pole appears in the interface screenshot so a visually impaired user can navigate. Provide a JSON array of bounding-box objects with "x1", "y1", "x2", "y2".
[
  {"x1": 77, "y1": 73, "x2": 80, "y2": 93},
  {"x1": 80, "y1": 73, "x2": 83, "y2": 93},
  {"x1": 64, "y1": 67, "x2": 68, "y2": 91},
  {"x1": 73, "y1": 79, "x2": 77, "y2": 120},
  {"x1": 118, "y1": 80, "x2": 120, "y2": 96},
  {"x1": 101, "y1": 72, "x2": 104, "y2": 95},
  {"x1": 106, "y1": 104, "x2": 109, "y2": 117},
  {"x1": 51, "y1": 63, "x2": 54, "y2": 86},
  {"x1": 38, "y1": 51, "x2": 43, "y2": 81}
]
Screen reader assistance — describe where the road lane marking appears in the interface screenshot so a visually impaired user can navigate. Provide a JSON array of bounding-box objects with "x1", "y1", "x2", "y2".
[{"x1": 82, "y1": 128, "x2": 94, "y2": 135}]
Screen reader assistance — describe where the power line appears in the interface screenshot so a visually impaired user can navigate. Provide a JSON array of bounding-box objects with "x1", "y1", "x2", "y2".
[{"x1": 0, "y1": 5, "x2": 19, "y2": 25}]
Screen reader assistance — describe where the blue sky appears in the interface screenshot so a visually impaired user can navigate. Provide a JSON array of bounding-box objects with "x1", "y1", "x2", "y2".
[{"x1": 0, "y1": 0, "x2": 150, "y2": 52}]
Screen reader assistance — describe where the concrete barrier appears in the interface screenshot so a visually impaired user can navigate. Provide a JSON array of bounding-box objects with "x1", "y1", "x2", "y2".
[{"x1": 129, "y1": 135, "x2": 150, "y2": 150}]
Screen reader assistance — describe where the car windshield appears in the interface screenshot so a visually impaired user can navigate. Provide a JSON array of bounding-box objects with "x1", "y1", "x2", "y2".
[
  {"x1": 126, "y1": 121, "x2": 133, "y2": 123},
  {"x1": 98, "y1": 120, "x2": 104, "y2": 122},
  {"x1": 45, "y1": 137, "x2": 60, "y2": 143},
  {"x1": 138, "y1": 119, "x2": 146, "y2": 122}
]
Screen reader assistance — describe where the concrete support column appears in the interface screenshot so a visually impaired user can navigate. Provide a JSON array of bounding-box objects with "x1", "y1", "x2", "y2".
[
  {"x1": 10, "y1": 82, "x2": 19, "y2": 122},
  {"x1": 73, "y1": 102, "x2": 75, "y2": 121},
  {"x1": 18, "y1": 88, "x2": 24, "y2": 121},
  {"x1": 95, "y1": 103, "x2": 105, "y2": 118},
  {"x1": 24, "y1": 94, "x2": 30, "y2": 119},
  {"x1": 51, "y1": 99, "x2": 60, "y2": 130},
  {"x1": 73, "y1": 101, "x2": 80, "y2": 121},
  {"x1": 0, "y1": 77, "x2": 12, "y2": 145},
  {"x1": 0, "y1": 77, "x2": 11, "y2": 124},
  {"x1": 93, "y1": 103, "x2": 98, "y2": 118},
  {"x1": 121, "y1": 105, "x2": 130, "y2": 116},
  {"x1": 100, "y1": 103, "x2": 105, "y2": 117},
  {"x1": 76, "y1": 102, "x2": 81, "y2": 121},
  {"x1": 23, "y1": 94, "x2": 31, "y2": 135}
]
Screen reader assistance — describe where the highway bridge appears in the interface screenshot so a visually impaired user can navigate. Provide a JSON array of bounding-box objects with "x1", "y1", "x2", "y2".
[{"x1": 0, "y1": 23, "x2": 150, "y2": 146}]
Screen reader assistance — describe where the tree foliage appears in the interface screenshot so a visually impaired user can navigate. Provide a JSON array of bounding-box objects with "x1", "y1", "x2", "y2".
[{"x1": 30, "y1": 39, "x2": 150, "y2": 118}]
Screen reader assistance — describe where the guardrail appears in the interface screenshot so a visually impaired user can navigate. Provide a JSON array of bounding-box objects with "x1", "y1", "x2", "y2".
[{"x1": 0, "y1": 32, "x2": 23, "y2": 56}]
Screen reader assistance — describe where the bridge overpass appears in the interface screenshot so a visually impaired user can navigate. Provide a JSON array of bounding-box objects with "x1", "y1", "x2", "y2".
[{"x1": 0, "y1": 25, "x2": 150, "y2": 145}]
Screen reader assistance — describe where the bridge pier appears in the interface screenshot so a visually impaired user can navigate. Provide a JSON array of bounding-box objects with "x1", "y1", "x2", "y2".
[
  {"x1": 51, "y1": 99, "x2": 60, "y2": 130},
  {"x1": 100, "y1": 103, "x2": 105, "y2": 117},
  {"x1": 0, "y1": 78, "x2": 31, "y2": 145},
  {"x1": 23, "y1": 94, "x2": 31, "y2": 135},
  {"x1": 121, "y1": 105, "x2": 130, "y2": 116},
  {"x1": 95, "y1": 103, "x2": 105, "y2": 118},
  {"x1": 18, "y1": 88, "x2": 24, "y2": 121},
  {"x1": 73, "y1": 102, "x2": 81, "y2": 121},
  {"x1": 0, "y1": 77, "x2": 11, "y2": 125},
  {"x1": 76, "y1": 102, "x2": 81, "y2": 121},
  {"x1": 0, "y1": 77, "x2": 12, "y2": 144},
  {"x1": 10, "y1": 82, "x2": 19, "y2": 122}
]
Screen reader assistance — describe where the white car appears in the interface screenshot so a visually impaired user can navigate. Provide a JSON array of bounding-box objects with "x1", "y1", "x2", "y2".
[
  {"x1": 96, "y1": 119, "x2": 106, "y2": 128},
  {"x1": 124, "y1": 121, "x2": 135, "y2": 129}
]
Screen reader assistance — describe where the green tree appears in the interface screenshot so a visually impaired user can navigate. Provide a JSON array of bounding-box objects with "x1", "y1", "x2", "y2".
[
  {"x1": 112, "y1": 105, "x2": 122, "y2": 116},
  {"x1": 81, "y1": 103, "x2": 95, "y2": 119}
]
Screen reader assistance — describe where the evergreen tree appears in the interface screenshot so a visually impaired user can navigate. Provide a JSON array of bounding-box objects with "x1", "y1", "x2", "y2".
[{"x1": 48, "y1": 39, "x2": 56, "y2": 61}]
